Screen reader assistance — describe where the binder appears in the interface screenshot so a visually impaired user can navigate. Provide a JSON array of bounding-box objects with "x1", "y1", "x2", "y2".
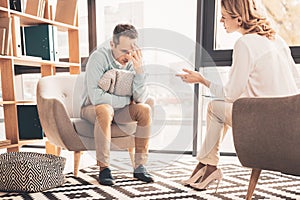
[
  {"x1": 52, "y1": 26, "x2": 59, "y2": 61},
  {"x1": 11, "y1": 15, "x2": 22, "y2": 57},
  {"x1": 20, "y1": 27, "x2": 26, "y2": 55},
  {"x1": 0, "y1": 17, "x2": 12, "y2": 55},
  {"x1": 24, "y1": 24, "x2": 58, "y2": 61},
  {"x1": 17, "y1": 105, "x2": 43, "y2": 140},
  {"x1": 9, "y1": 0, "x2": 22, "y2": 12},
  {"x1": 55, "y1": 0, "x2": 78, "y2": 25}
]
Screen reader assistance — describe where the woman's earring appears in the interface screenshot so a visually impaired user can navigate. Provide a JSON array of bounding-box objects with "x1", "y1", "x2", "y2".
[{"x1": 238, "y1": 18, "x2": 242, "y2": 26}]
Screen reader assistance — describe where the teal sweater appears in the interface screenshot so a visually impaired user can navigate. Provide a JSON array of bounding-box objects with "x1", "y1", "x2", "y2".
[{"x1": 82, "y1": 47, "x2": 148, "y2": 109}]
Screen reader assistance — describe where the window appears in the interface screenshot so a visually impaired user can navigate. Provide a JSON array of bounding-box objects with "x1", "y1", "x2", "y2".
[
  {"x1": 198, "y1": 0, "x2": 300, "y2": 155},
  {"x1": 95, "y1": 0, "x2": 197, "y2": 152},
  {"x1": 57, "y1": 0, "x2": 89, "y2": 58},
  {"x1": 200, "y1": 0, "x2": 300, "y2": 66}
]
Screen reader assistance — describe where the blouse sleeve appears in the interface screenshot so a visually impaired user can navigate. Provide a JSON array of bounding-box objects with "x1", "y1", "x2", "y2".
[
  {"x1": 209, "y1": 39, "x2": 252, "y2": 102},
  {"x1": 223, "y1": 40, "x2": 252, "y2": 102}
]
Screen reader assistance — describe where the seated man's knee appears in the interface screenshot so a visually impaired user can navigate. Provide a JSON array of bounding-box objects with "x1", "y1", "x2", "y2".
[
  {"x1": 95, "y1": 104, "x2": 114, "y2": 120},
  {"x1": 133, "y1": 104, "x2": 151, "y2": 125},
  {"x1": 145, "y1": 97, "x2": 155, "y2": 108},
  {"x1": 140, "y1": 103, "x2": 151, "y2": 115}
]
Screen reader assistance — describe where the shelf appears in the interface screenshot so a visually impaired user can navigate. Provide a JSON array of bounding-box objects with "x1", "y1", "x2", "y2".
[
  {"x1": 10, "y1": 10, "x2": 78, "y2": 31},
  {"x1": 0, "y1": 140, "x2": 11, "y2": 147},
  {"x1": 16, "y1": 100, "x2": 36, "y2": 104},
  {"x1": 0, "y1": 55, "x2": 13, "y2": 60},
  {"x1": 1, "y1": 56, "x2": 80, "y2": 68},
  {"x1": 0, "y1": 138, "x2": 47, "y2": 149},
  {"x1": 0, "y1": 0, "x2": 80, "y2": 152},
  {"x1": 13, "y1": 56, "x2": 80, "y2": 68},
  {"x1": 0, "y1": 100, "x2": 36, "y2": 105},
  {"x1": 0, "y1": 6, "x2": 9, "y2": 12},
  {"x1": 0, "y1": 101, "x2": 16, "y2": 105}
]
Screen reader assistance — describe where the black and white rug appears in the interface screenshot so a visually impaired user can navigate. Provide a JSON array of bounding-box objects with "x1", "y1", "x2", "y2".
[{"x1": 0, "y1": 157, "x2": 299, "y2": 200}]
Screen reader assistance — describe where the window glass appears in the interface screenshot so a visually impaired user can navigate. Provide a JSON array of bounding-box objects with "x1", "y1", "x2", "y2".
[
  {"x1": 215, "y1": 0, "x2": 300, "y2": 50},
  {"x1": 57, "y1": 0, "x2": 89, "y2": 58},
  {"x1": 95, "y1": 0, "x2": 197, "y2": 151}
]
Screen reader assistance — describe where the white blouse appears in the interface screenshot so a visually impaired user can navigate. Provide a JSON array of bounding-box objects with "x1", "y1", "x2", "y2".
[{"x1": 209, "y1": 34, "x2": 300, "y2": 102}]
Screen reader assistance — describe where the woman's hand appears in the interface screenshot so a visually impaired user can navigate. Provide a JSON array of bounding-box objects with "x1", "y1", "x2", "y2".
[{"x1": 176, "y1": 68, "x2": 210, "y2": 87}]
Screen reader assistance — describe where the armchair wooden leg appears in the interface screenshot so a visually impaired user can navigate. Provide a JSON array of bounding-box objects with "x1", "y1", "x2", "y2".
[
  {"x1": 128, "y1": 147, "x2": 135, "y2": 167},
  {"x1": 246, "y1": 168, "x2": 261, "y2": 200},
  {"x1": 74, "y1": 151, "x2": 82, "y2": 177},
  {"x1": 45, "y1": 141, "x2": 61, "y2": 156}
]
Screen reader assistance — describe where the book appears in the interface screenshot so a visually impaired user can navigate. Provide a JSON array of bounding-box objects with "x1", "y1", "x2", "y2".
[
  {"x1": 55, "y1": 0, "x2": 77, "y2": 25},
  {"x1": 0, "y1": 17, "x2": 12, "y2": 55},
  {"x1": 38, "y1": 0, "x2": 45, "y2": 18},
  {"x1": 11, "y1": 15, "x2": 22, "y2": 57},
  {"x1": 0, "y1": 28, "x2": 5, "y2": 55}
]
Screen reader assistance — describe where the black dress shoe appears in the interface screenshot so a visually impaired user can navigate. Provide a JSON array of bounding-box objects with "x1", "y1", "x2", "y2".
[
  {"x1": 99, "y1": 168, "x2": 115, "y2": 186},
  {"x1": 133, "y1": 165, "x2": 154, "y2": 183}
]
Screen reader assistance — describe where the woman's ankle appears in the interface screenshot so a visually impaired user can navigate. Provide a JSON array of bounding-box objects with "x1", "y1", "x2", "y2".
[
  {"x1": 191, "y1": 162, "x2": 206, "y2": 177},
  {"x1": 202, "y1": 164, "x2": 217, "y2": 181}
]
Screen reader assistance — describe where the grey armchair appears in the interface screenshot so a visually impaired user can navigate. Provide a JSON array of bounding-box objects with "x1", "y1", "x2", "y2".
[
  {"x1": 232, "y1": 94, "x2": 300, "y2": 200},
  {"x1": 36, "y1": 74, "x2": 136, "y2": 176}
]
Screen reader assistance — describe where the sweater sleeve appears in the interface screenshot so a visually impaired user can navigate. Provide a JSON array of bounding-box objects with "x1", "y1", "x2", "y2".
[
  {"x1": 86, "y1": 51, "x2": 130, "y2": 108},
  {"x1": 132, "y1": 72, "x2": 148, "y2": 103}
]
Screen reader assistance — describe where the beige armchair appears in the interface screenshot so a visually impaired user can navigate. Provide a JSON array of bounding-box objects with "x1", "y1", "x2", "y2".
[
  {"x1": 232, "y1": 94, "x2": 300, "y2": 200},
  {"x1": 36, "y1": 74, "x2": 136, "y2": 176}
]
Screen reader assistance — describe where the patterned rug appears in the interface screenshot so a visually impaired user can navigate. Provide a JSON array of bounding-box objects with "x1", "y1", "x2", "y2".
[{"x1": 0, "y1": 157, "x2": 299, "y2": 200}]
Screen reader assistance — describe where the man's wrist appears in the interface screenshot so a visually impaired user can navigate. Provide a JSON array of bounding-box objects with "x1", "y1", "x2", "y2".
[{"x1": 134, "y1": 67, "x2": 144, "y2": 74}]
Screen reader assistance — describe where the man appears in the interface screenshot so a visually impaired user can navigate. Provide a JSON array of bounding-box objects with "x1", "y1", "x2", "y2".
[{"x1": 81, "y1": 24, "x2": 154, "y2": 186}]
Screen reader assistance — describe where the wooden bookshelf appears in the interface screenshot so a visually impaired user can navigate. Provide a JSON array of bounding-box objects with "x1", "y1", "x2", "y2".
[
  {"x1": 0, "y1": 0, "x2": 80, "y2": 152},
  {"x1": 10, "y1": 9, "x2": 78, "y2": 31}
]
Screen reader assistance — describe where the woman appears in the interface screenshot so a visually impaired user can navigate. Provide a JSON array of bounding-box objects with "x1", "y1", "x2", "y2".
[{"x1": 177, "y1": 0, "x2": 300, "y2": 191}]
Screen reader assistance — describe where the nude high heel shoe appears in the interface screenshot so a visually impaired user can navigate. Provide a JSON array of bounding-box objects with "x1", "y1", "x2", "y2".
[
  {"x1": 190, "y1": 168, "x2": 223, "y2": 193},
  {"x1": 181, "y1": 166, "x2": 207, "y2": 186}
]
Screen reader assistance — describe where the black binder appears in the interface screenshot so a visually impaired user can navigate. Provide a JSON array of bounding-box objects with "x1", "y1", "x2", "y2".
[
  {"x1": 17, "y1": 105, "x2": 44, "y2": 140},
  {"x1": 24, "y1": 24, "x2": 58, "y2": 61},
  {"x1": 10, "y1": 0, "x2": 22, "y2": 12}
]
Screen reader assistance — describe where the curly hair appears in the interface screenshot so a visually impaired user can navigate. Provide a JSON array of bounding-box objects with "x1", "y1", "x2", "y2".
[{"x1": 221, "y1": 0, "x2": 276, "y2": 40}]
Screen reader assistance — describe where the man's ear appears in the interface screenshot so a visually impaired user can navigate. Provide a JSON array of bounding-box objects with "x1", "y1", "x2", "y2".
[{"x1": 110, "y1": 40, "x2": 114, "y2": 48}]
